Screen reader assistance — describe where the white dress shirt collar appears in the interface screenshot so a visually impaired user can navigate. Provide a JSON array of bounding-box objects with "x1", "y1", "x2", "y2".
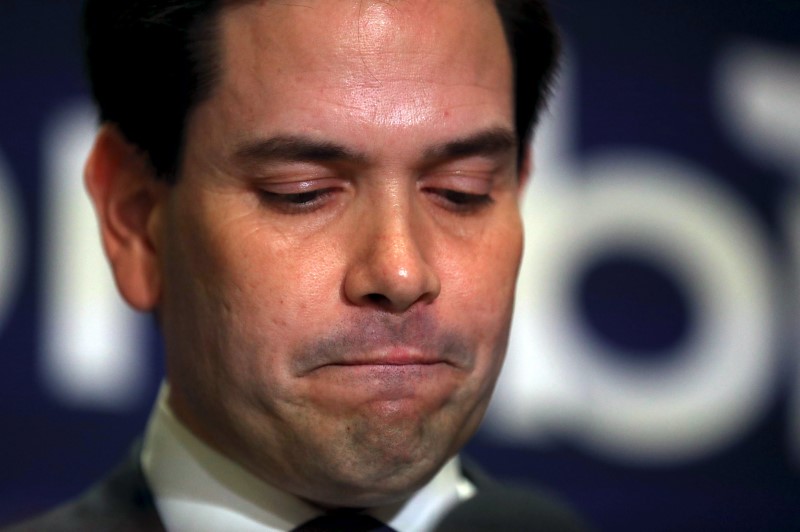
[{"x1": 141, "y1": 383, "x2": 476, "y2": 532}]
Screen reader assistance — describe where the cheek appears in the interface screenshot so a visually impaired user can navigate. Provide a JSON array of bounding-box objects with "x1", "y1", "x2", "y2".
[
  {"x1": 194, "y1": 221, "x2": 347, "y2": 374},
  {"x1": 232, "y1": 227, "x2": 343, "y2": 313},
  {"x1": 444, "y1": 215, "x2": 523, "y2": 310},
  {"x1": 438, "y1": 213, "x2": 522, "y2": 365}
]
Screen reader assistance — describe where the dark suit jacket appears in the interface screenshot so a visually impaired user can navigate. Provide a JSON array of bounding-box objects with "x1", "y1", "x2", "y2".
[{"x1": 4, "y1": 444, "x2": 587, "y2": 531}]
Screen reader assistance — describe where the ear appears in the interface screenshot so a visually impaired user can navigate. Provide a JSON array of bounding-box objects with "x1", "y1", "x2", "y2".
[{"x1": 85, "y1": 125, "x2": 166, "y2": 311}]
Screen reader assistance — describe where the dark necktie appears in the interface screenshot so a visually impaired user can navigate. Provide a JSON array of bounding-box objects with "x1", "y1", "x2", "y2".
[{"x1": 291, "y1": 511, "x2": 397, "y2": 532}]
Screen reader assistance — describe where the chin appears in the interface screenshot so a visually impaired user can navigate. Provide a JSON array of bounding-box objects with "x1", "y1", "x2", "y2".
[
  {"x1": 292, "y1": 425, "x2": 457, "y2": 508},
  {"x1": 304, "y1": 456, "x2": 444, "y2": 508}
]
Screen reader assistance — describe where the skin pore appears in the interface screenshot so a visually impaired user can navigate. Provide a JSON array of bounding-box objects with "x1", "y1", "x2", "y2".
[{"x1": 94, "y1": 0, "x2": 525, "y2": 509}]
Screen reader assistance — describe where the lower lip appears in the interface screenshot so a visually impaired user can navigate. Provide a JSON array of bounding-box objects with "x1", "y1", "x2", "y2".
[{"x1": 313, "y1": 363, "x2": 454, "y2": 399}]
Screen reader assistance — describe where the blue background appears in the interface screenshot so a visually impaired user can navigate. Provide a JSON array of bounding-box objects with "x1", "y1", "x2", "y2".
[{"x1": 1, "y1": 1, "x2": 799, "y2": 530}]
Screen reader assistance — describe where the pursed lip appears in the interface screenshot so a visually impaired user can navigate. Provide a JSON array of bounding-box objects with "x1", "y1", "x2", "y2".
[
  {"x1": 328, "y1": 348, "x2": 447, "y2": 367},
  {"x1": 290, "y1": 319, "x2": 474, "y2": 376},
  {"x1": 307, "y1": 349, "x2": 461, "y2": 402},
  {"x1": 301, "y1": 347, "x2": 460, "y2": 376}
]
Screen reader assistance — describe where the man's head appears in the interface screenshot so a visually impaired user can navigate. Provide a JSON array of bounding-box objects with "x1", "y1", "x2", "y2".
[
  {"x1": 84, "y1": 0, "x2": 559, "y2": 179},
  {"x1": 83, "y1": 0, "x2": 559, "y2": 508}
]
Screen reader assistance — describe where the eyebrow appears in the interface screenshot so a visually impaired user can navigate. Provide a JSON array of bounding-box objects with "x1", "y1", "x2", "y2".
[
  {"x1": 232, "y1": 127, "x2": 517, "y2": 167},
  {"x1": 233, "y1": 136, "x2": 369, "y2": 165},
  {"x1": 422, "y1": 127, "x2": 518, "y2": 163}
]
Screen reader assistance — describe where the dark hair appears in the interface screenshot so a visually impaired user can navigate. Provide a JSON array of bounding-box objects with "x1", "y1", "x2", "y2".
[
  {"x1": 83, "y1": 0, "x2": 560, "y2": 181},
  {"x1": 496, "y1": 0, "x2": 561, "y2": 150}
]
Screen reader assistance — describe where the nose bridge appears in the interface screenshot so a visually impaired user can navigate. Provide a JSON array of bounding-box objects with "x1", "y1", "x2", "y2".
[
  {"x1": 344, "y1": 184, "x2": 440, "y2": 311},
  {"x1": 372, "y1": 193, "x2": 422, "y2": 267}
]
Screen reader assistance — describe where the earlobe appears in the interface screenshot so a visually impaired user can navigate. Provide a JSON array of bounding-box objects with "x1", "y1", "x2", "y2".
[{"x1": 85, "y1": 125, "x2": 165, "y2": 311}]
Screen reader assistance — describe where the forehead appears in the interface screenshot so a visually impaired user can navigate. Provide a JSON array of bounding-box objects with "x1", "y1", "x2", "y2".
[
  {"x1": 202, "y1": 0, "x2": 513, "y2": 151},
  {"x1": 221, "y1": 1, "x2": 506, "y2": 61}
]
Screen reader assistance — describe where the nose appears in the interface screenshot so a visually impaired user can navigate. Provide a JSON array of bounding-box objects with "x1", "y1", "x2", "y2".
[{"x1": 343, "y1": 206, "x2": 441, "y2": 313}]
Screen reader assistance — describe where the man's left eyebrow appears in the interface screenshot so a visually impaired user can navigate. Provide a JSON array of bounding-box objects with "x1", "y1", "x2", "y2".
[{"x1": 422, "y1": 128, "x2": 518, "y2": 163}]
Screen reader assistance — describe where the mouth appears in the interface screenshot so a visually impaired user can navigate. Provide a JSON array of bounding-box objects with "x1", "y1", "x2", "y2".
[
  {"x1": 325, "y1": 348, "x2": 450, "y2": 368},
  {"x1": 308, "y1": 353, "x2": 459, "y2": 403},
  {"x1": 290, "y1": 315, "x2": 474, "y2": 377},
  {"x1": 311, "y1": 347, "x2": 457, "y2": 374},
  {"x1": 295, "y1": 345, "x2": 470, "y2": 381}
]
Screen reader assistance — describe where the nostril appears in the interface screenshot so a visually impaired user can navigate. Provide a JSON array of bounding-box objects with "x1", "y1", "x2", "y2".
[{"x1": 366, "y1": 293, "x2": 390, "y2": 306}]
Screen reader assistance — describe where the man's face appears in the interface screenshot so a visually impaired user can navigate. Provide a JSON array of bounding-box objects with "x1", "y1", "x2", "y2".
[{"x1": 157, "y1": 0, "x2": 521, "y2": 507}]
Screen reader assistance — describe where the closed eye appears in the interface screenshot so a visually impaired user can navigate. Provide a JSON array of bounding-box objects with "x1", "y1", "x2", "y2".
[
  {"x1": 259, "y1": 188, "x2": 338, "y2": 213},
  {"x1": 425, "y1": 188, "x2": 494, "y2": 213}
]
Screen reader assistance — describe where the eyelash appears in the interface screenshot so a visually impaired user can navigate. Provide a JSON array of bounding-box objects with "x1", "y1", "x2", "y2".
[
  {"x1": 258, "y1": 188, "x2": 336, "y2": 213},
  {"x1": 426, "y1": 188, "x2": 494, "y2": 213},
  {"x1": 257, "y1": 186, "x2": 494, "y2": 215}
]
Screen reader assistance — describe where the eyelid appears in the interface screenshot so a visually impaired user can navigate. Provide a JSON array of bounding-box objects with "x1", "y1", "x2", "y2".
[
  {"x1": 420, "y1": 172, "x2": 495, "y2": 195},
  {"x1": 256, "y1": 177, "x2": 343, "y2": 194}
]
